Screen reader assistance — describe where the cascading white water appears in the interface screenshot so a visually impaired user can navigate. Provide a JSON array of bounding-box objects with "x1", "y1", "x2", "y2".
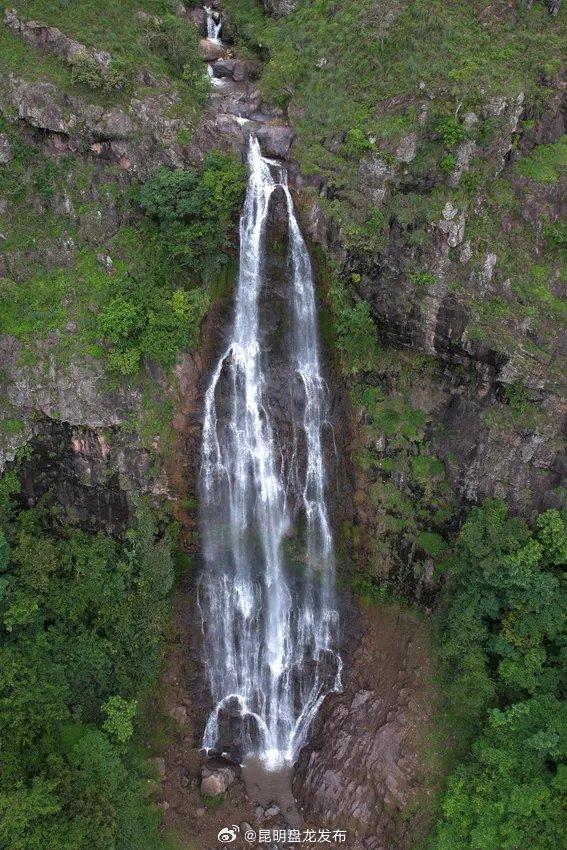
[
  {"x1": 199, "y1": 137, "x2": 341, "y2": 768},
  {"x1": 204, "y1": 5, "x2": 222, "y2": 41}
]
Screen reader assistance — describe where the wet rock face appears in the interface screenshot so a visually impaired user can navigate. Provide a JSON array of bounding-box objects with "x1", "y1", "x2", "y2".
[
  {"x1": 294, "y1": 606, "x2": 437, "y2": 850},
  {"x1": 15, "y1": 420, "x2": 131, "y2": 535},
  {"x1": 213, "y1": 697, "x2": 264, "y2": 764}
]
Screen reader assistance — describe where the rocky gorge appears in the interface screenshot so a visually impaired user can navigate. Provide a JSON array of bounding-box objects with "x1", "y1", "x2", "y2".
[{"x1": 0, "y1": 2, "x2": 565, "y2": 850}]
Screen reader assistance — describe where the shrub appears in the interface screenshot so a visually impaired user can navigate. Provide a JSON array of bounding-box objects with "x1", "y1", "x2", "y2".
[
  {"x1": 70, "y1": 53, "x2": 131, "y2": 93},
  {"x1": 0, "y1": 496, "x2": 175, "y2": 850},
  {"x1": 410, "y1": 271, "x2": 436, "y2": 287},
  {"x1": 327, "y1": 278, "x2": 380, "y2": 375},
  {"x1": 142, "y1": 13, "x2": 202, "y2": 77},
  {"x1": 439, "y1": 153, "x2": 456, "y2": 173},
  {"x1": 431, "y1": 502, "x2": 567, "y2": 850},
  {"x1": 139, "y1": 152, "x2": 245, "y2": 277},
  {"x1": 436, "y1": 116, "x2": 466, "y2": 148},
  {"x1": 415, "y1": 530, "x2": 447, "y2": 558},
  {"x1": 342, "y1": 128, "x2": 374, "y2": 159},
  {"x1": 102, "y1": 696, "x2": 137, "y2": 744},
  {"x1": 98, "y1": 285, "x2": 210, "y2": 375}
]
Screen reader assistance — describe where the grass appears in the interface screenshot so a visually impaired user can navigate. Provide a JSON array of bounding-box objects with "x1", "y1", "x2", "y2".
[
  {"x1": 224, "y1": 0, "x2": 565, "y2": 195},
  {"x1": 516, "y1": 135, "x2": 567, "y2": 183},
  {"x1": 0, "y1": 0, "x2": 205, "y2": 114}
]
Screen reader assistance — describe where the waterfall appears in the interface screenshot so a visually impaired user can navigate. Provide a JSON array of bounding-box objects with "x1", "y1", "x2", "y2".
[
  {"x1": 204, "y1": 5, "x2": 222, "y2": 41},
  {"x1": 199, "y1": 137, "x2": 341, "y2": 768}
]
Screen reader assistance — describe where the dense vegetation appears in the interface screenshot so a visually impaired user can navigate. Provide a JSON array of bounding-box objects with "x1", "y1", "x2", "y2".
[
  {"x1": 0, "y1": 472, "x2": 176, "y2": 850},
  {"x1": 0, "y1": 115, "x2": 244, "y2": 376},
  {"x1": 431, "y1": 501, "x2": 566, "y2": 850},
  {"x1": 98, "y1": 152, "x2": 245, "y2": 375}
]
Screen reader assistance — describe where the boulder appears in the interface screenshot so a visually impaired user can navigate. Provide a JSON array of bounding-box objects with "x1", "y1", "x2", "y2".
[
  {"x1": 201, "y1": 761, "x2": 238, "y2": 797},
  {"x1": 357, "y1": 155, "x2": 395, "y2": 206},
  {"x1": 184, "y1": 6, "x2": 207, "y2": 35},
  {"x1": 211, "y1": 58, "x2": 260, "y2": 82},
  {"x1": 148, "y1": 757, "x2": 166, "y2": 780},
  {"x1": 170, "y1": 704, "x2": 188, "y2": 726},
  {"x1": 256, "y1": 124, "x2": 295, "y2": 159},
  {"x1": 199, "y1": 38, "x2": 227, "y2": 62},
  {"x1": 395, "y1": 132, "x2": 418, "y2": 163}
]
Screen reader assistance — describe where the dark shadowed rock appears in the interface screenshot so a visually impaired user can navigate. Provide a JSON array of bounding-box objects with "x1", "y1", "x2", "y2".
[
  {"x1": 211, "y1": 58, "x2": 260, "y2": 82},
  {"x1": 212, "y1": 696, "x2": 264, "y2": 763}
]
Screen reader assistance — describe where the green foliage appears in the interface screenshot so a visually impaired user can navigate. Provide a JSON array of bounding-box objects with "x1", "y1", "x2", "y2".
[
  {"x1": 327, "y1": 278, "x2": 380, "y2": 375},
  {"x1": 439, "y1": 153, "x2": 456, "y2": 174},
  {"x1": 544, "y1": 219, "x2": 567, "y2": 255},
  {"x1": 516, "y1": 136, "x2": 567, "y2": 183},
  {"x1": 70, "y1": 53, "x2": 132, "y2": 93},
  {"x1": 341, "y1": 128, "x2": 374, "y2": 158},
  {"x1": 102, "y1": 696, "x2": 138, "y2": 744},
  {"x1": 90, "y1": 152, "x2": 244, "y2": 375},
  {"x1": 241, "y1": 0, "x2": 565, "y2": 241},
  {"x1": 431, "y1": 501, "x2": 567, "y2": 850},
  {"x1": 410, "y1": 271, "x2": 436, "y2": 287},
  {"x1": 416, "y1": 530, "x2": 447, "y2": 558},
  {"x1": 436, "y1": 116, "x2": 465, "y2": 149},
  {"x1": 411, "y1": 454, "x2": 445, "y2": 483},
  {"x1": 1, "y1": 418, "x2": 24, "y2": 435},
  {"x1": 98, "y1": 285, "x2": 209, "y2": 374},
  {"x1": 0, "y1": 493, "x2": 175, "y2": 850},
  {"x1": 139, "y1": 153, "x2": 246, "y2": 276},
  {"x1": 141, "y1": 13, "x2": 202, "y2": 78}
]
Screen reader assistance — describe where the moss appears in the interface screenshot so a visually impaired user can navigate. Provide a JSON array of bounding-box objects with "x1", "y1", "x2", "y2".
[
  {"x1": 411, "y1": 454, "x2": 445, "y2": 483},
  {"x1": 415, "y1": 530, "x2": 448, "y2": 558},
  {"x1": 516, "y1": 136, "x2": 567, "y2": 183},
  {"x1": 1, "y1": 419, "x2": 24, "y2": 435}
]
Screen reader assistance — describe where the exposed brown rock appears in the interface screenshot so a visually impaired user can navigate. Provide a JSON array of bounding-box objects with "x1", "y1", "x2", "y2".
[{"x1": 294, "y1": 604, "x2": 439, "y2": 850}]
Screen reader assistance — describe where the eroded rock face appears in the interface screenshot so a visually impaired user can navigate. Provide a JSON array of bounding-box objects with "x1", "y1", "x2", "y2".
[
  {"x1": 1, "y1": 75, "x2": 190, "y2": 177},
  {"x1": 0, "y1": 340, "x2": 171, "y2": 532},
  {"x1": 261, "y1": 0, "x2": 300, "y2": 15},
  {"x1": 4, "y1": 9, "x2": 112, "y2": 68},
  {"x1": 294, "y1": 606, "x2": 437, "y2": 850}
]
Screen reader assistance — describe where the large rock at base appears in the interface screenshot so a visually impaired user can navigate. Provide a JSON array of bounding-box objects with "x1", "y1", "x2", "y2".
[
  {"x1": 293, "y1": 606, "x2": 437, "y2": 850},
  {"x1": 214, "y1": 696, "x2": 264, "y2": 763},
  {"x1": 199, "y1": 37, "x2": 227, "y2": 62},
  {"x1": 201, "y1": 760, "x2": 238, "y2": 797},
  {"x1": 256, "y1": 124, "x2": 295, "y2": 159}
]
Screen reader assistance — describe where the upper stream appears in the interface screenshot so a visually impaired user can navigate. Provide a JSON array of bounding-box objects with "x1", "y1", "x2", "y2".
[{"x1": 198, "y1": 138, "x2": 342, "y2": 768}]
